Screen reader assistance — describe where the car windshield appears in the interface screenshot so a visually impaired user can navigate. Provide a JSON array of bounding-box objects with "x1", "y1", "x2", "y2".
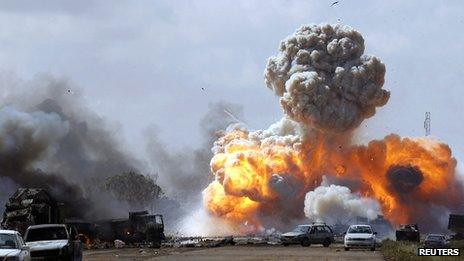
[
  {"x1": 348, "y1": 226, "x2": 372, "y2": 234},
  {"x1": 25, "y1": 227, "x2": 68, "y2": 242},
  {"x1": 292, "y1": 226, "x2": 310, "y2": 233},
  {"x1": 426, "y1": 235, "x2": 444, "y2": 241},
  {"x1": 0, "y1": 234, "x2": 18, "y2": 249}
]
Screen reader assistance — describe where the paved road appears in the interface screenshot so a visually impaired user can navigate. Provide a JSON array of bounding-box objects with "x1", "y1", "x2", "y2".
[{"x1": 84, "y1": 245, "x2": 384, "y2": 261}]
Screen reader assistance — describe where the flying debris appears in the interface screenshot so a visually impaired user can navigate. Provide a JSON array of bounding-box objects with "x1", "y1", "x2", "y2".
[{"x1": 331, "y1": 1, "x2": 339, "y2": 7}]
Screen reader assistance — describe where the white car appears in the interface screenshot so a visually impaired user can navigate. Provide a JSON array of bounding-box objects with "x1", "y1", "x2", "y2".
[
  {"x1": 0, "y1": 229, "x2": 31, "y2": 261},
  {"x1": 344, "y1": 224, "x2": 377, "y2": 251},
  {"x1": 24, "y1": 224, "x2": 82, "y2": 260}
]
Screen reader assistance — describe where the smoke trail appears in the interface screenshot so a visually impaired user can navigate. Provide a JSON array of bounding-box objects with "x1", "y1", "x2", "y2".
[{"x1": 265, "y1": 24, "x2": 390, "y2": 132}]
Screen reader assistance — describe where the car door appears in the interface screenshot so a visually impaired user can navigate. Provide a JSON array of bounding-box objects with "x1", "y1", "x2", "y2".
[
  {"x1": 16, "y1": 234, "x2": 30, "y2": 261},
  {"x1": 69, "y1": 227, "x2": 82, "y2": 261}
]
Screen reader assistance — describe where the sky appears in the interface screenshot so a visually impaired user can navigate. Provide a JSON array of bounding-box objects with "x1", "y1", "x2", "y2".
[{"x1": 0, "y1": 0, "x2": 463, "y2": 164}]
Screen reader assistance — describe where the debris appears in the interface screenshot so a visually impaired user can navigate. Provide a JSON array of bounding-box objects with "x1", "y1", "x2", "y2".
[{"x1": 331, "y1": 1, "x2": 339, "y2": 7}]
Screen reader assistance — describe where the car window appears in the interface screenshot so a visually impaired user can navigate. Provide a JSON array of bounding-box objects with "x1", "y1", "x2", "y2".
[
  {"x1": 16, "y1": 234, "x2": 25, "y2": 246},
  {"x1": 323, "y1": 226, "x2": 332, "y2": 233},
  {"x1": 0, "y1": 234, "x2": 18, "y2": 249},
  {"x1": 316, "y1": 226, "x2": 325, "y2": 233},
  {"x1": 347, "y1": 226, "x2": 372, "y2": 234},
  {"x1": 25, "y1": 227, "x2": 68, "y2": 242},
  {"x1": 293, "y1": 226, "x2": 310, "y2": 233}
]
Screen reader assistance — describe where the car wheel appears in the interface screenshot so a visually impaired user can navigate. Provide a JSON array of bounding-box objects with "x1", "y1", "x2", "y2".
[
  {"x1": 301, "y1": 238, "x2": 310, "y2": 247},
  {"x1": 282, "y1": 243, "x2": 289, "y2": 246},
  {"x1": 323, "y1": 238, "x2": 331, "y2": 247},
  {"x1": 344, "y1": 247, "x2": 350, "y2": 251}
]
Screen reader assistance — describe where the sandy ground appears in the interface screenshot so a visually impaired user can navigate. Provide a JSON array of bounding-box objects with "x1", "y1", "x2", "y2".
[{"x1": 84, "y1": 244, "x2": 384, "y2": 261}]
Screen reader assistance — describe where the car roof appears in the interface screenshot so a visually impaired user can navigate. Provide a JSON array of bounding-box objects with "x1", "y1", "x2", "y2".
[
  {"x1": 28, "y1": 224, "x2": 67, "y2": 229},
  {"x1": 349, "y1": 224, "x2": 372, "y2": 227},
  {"x1": 427, "y1": 234, "x2": 445, "y2": 237},
  {"x1": 0, "y1": 229, "x2": 19, "y2": 235}
]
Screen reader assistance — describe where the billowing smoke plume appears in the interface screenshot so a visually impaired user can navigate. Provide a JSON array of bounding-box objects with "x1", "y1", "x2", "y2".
[
  {"x1": 0, "y1": 74, "x2": 142, "y2": 219},
  {"x1": 203, "y1": 23, "x2": 463, "y2": 235},
  {"x1": 265, "y1": 24, "x2": 390, "y2": 132},
  {"x1": 304, "y1": 182, "x2": 381, "y2": 225}
]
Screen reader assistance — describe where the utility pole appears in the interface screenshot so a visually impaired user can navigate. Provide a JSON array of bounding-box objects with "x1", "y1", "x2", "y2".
[{"x1": 424, "y1": 112, "x2": 431, "y2": 136}]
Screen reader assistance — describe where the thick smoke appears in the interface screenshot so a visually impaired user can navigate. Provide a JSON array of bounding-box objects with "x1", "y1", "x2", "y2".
[
  {"x1": 265, "y1": 24, "x2": 390, "y2": 132},
  {"x1": 0, "y1": 74, "x2": 142, "y2": 219},
  {"x1": 304, "y1": 183, "x2": 381, "y2": 225},
  {"x1": 147, "y1": 101, "x2": 244, "y2": 227}
]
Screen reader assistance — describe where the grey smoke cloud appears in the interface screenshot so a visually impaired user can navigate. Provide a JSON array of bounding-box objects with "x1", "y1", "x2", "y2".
[
  {"x1": 304, "y1": 182, "x2": 381, "y2": 225},
  {"x1": 265, "y1": 24, "x2": 390, "y2": 132},
  {"x1": 0, "y1": 75, "x2": 143, "y2": 219}
]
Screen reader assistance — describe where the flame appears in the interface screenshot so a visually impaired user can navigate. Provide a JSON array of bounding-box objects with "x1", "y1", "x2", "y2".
[{"x1": 203, "y1": 130, "x2": 461, "y2": 232}]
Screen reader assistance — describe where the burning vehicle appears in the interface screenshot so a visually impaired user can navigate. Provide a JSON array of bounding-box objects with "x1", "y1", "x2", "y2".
[
  {"x1": 281, "y1": 223, "x2": 334, "y2": 247},
  {"x1": 396, "y1": 224, "x2": 420, "y2": 242},
  {"x1": 1, "y1": 188, "x2": 65, "y2": 235}
]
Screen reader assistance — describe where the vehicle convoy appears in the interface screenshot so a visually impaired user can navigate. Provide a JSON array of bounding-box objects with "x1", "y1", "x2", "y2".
[
  {"x1": 24, "y1": 224, "x2": 82, "y2": 260},
  {"x1": 281, "y1": 223, "x2": 334, "y2": 247},
  {"x1": 0, "y1": 229, "x2": 30, "y2": 261},
  {"x1": 344, "y1": 224, "x2": 377, "y2": 251},
  {"x1": 396, "y1": 224, "x2": 420, "y2": 242},
  {"x1": 424, "y1": 234, "x2": 450, "y2": 248}
]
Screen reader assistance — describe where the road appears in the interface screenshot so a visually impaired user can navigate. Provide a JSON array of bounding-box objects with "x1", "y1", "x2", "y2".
[{"x1": 84, "y1": 244, "x2": 384, "y2": 261}]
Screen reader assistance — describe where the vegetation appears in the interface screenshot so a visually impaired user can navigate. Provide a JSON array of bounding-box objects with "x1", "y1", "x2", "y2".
[
  {"x1": 104, "y1": 171, "x2": 163, "y2": 208},
  {"x1": 381, "y1": 239, "x2": 464, "y2": 261}
]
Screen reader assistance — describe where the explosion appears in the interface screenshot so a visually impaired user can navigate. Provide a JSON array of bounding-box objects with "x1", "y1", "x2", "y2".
[{"x1": 203, "y1": 24, "x2": 463, "y2": 233}]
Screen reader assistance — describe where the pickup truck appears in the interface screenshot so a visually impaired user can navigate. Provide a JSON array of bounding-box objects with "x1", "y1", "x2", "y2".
[{"x1": 24, "y1": 224, "x2": 82, "y2": 260}]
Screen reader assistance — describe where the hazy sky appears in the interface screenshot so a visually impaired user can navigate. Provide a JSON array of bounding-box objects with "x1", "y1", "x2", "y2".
[{"x1": 0, "y1": 0, "x2": 463, "y2": 163}]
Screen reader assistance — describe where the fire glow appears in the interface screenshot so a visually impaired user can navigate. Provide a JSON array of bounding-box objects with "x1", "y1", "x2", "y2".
[{"x1": 202, "y1": 24, "x2": 463, "y2": 233}]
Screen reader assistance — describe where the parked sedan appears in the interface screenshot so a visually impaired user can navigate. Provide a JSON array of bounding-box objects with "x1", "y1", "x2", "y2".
[
  {"x1": 281, "y1": 223, "x2": 334, "y2": 247},
  {"x1": 344, "y1": 224, "x2": 377, "y2": 251},
  {"x1": 0, "y1": 229, "x2": 30, "y2": 261},
  {"x1": 424, "y1": 234, "x2": 449, "y2": 248}
]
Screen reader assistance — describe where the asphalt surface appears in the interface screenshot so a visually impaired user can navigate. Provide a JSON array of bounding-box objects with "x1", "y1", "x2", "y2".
[{"x1": 84, "y1": 244, "x2": 384, "y2": 261}]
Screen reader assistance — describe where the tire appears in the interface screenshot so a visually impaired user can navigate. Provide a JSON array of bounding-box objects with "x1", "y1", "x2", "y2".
[
  {"x1": 322, "y1": 238, "x2": 331, "y2": 247},
  {"x1": 301, "y1": 238, "x2": 311, "y2": 247},
  {"x1": 344, "y1": 247, "x2": 350, "y2": 251},
  {"x1": 282, "y1": 243, "x2": 289, "y2": 246}
]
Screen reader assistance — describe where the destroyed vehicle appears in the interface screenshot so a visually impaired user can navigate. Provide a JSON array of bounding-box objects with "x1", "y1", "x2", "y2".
[
  {"x1": 344, "y1": 224, "x2": 377, "y2": 251},
  {"x1": 1, "y1": 188, "x2": 64, "y2": 235},
  {"x1": 0, "y1": 229, "x2": 30, "y2": 261},
  {"x1": 281, "y1": 223, "x2": 334, "y2": 247},
  {"x1": 24, "y1": 224, "x2": 82, "y2": 260},
  {"x1": 396, "y1": 224, "x2": 420, "y2": 242},
  {"x1": 448, "y1": 214, "x2": 464, "y2": 239},
  {"x1": 96, "y1": 211, "x2": 165, "y2": 248}
]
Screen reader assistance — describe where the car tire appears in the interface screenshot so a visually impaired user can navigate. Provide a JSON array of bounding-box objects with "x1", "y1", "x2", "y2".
[
  {"x1": 301, "y1": 238, "x2": 310, "y2": 247},
  {"x1": 344, "y1": 247, "x2": 350, "y2": 251},
  {"x1": 282, "y1": 243, "x2": 289, "y2": 246},
  {"x1": 323, "y1": 238, "x2": 331, "y2": 247}
]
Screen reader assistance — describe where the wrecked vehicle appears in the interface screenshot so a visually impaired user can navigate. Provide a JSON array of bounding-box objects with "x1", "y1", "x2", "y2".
[
  {"x1": 24, "y1": 224, "x2": 82, "y2": 260},
  {"x1": 396, "y1": 224, "x2": 420, "y2": 242},
  {"x1": 95, "y1": 211, "x2": 165, "y2": 248},
  {"x1": 281, "y1": 223, "x2": 334, "y2": 247},
  {"x1": 1, "y1": 188, "x2": 65, "y2": 235},
  {"x1": 448, "y1": 214, "x2": 464, "y2": 239}
]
